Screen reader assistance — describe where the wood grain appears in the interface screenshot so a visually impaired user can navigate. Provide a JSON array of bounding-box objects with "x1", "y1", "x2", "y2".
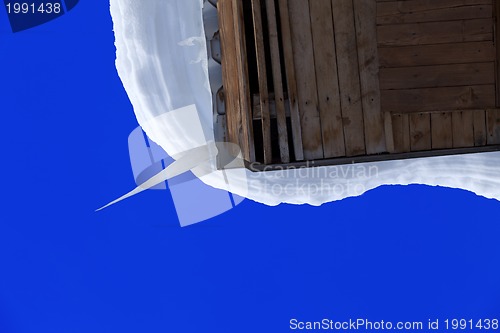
[
  {"x1": 218, "y1": 0, "x2": 243, "y2": 154},
  {"x1": 496, "y1": 0, "x2": 500, "y2": 106},
  {"x1": 410, "y1": 113, "x2": 432, "y2": 151},
  {"x1": 384, "y1": 112, "x2": 395, "y2": 152},
  {"x1": 431, "y1": 112, "x2": 453, "y2": 149},
  {"x1": 251, "y1": 0, "x2": 272, "y2": 163},
  {"x1": 452, "y1": 110, "x2": 475, "y2": 147},
  {"x1": 232, "y1": 0, "x2": 256, "y2": 161},
  {"x1": 379, "y1": 62, "x2": 495, "y2": 90},
  {"x1": 378, "y1": 41, "x2": 496, "y2": 68},
  {"x1": 392, "y1": 113, "x2": 411, "y2": 153},
  {"x1": 377, "y1": 18, "x2": 493, "y2": 47},
  {"x1": 354, "y1": 0, "x2": 387, "y2": 154},
  {"x1": 487, "y1": 109, "x2": 500, "y2": 144},
  {"x1": 332, "y1": 0, "x2": 366, "y2": 156},
  {"x1": 381, "y1": 85, "x2": 496, "y2": 112},
  {"x1": 265, "y1": 0, "x2": 290, "y2": 163},
  {"x1": 473, "y1": 109, "x2": 488, "y2": 146},
  {"x1": 377, "y1": 1, "x2": 492, "y2": 25},
  {"x1": 278, "y1": 0, "x2": 304, "y2": 161},
  {"x1": 310, "y1": 0, "x2": 345, "y2": 158},
  {"x1": 288, "y1": 0, "x2": 324, "y2": 160}
]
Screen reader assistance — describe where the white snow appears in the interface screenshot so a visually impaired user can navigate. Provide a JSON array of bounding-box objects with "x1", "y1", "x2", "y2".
[{"x1": 110, "y1": 0, "x2": 500, "y2": 206}]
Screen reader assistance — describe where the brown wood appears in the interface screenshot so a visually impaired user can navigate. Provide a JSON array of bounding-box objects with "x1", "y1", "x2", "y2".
[
  {"x1": 392, "y1": 113, "x2": 411, "y2": 153},
  {"x1": 377, "y1": 18, "x2": 493, "y2": 47},
  {"x1": 332, "y1": 0, "x2": 366, "y2": 156},
  {"x1": 431, "y1": 112, "x2": 453, "y2": 149},
  {"x1": 289, "y1": 0, "x2": 324, "y2": 160},
  {"x1": 277, "y1": 0, "x2": 304, "y2": 161},
  {"x1": 265, "y1": 0, "x2": 290, "y2": 163},
  {"x1": 233, "y1": 0, "x2": 256, "y2": 162},
  {"x1": 379, "y1": 63, "x2": 495, "y2": 90},
  {"x1": 496, "y1": 0, "x2": 500, "y2": 106},
  {"x1": 381, "y1": 85, "x2": 496, "y2": 113},
  {"x1": 310, "y1": 0, "x2": 345, "y2": 158},
  {"x1": 218, "y1": 0, "x2": 498, "y2": 168},
  {"x1": 377, "y1": 0, "x2": 490, "y2": 12},
  {"x1": 452, "y1": 110, "x2": 475, "y2": 147},
  {"x1": 354, "y1": 0, "x2": 387, "y2": 154},
  {"x1": 384, "y1": 112, "x2": 395, "y2": 152},
  {"x1": 377, "y1": 1, "x2": 493, "y2": 25},
  {"x1": 251, "y1": 0, "x2": 272, "y2": 163},
  {"x1": 487, "y1": 109, "x2": 500, "y2": 143},
  {"x1": 378, "y1": 41, "x2": 496, "y2": 68},
  {"x1": 473, "y1": 110, "x2": 488, "y2": 146},
  {"x1": 218, "y1": 0, "x2": 243, "y2": 154},
  {"x1": 410, "y1": 113, "x2": 432, "y2": 151}
]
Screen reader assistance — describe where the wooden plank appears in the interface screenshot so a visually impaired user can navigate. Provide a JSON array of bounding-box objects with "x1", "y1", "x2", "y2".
[
  {"x1": 473, "y1": 109, "x2": 488, "y2": 146},
  {"x1": 452, "y1": 110, "x2": 475, "y2": 147},
  {"x1": 379, "y1": 63, "x2": 496, "y2": 90},
  {"x1": 486, "y1": 109, "x2": 500, "y2": 143},
  {"x1": 288, "y1": 0, "x2": 323, "y2": 160},
  {"x1": 218, "y1": 0, "x2": 243, "y2": 152},
  {"x1": 410, "y1": 113, "x2": 432, "y2": 151},
  {"x1": 232, "y1": 0, "x2": 256, "y2": 162},
  {"x1": 384, "y1": 112, "x2": 395, "y2": 152},
  {"x1": 310, "y1": 0, "x2": 345, "y2": 158},
  {"x1": 381, "y1": 85, "x2": 496, "y2": 112},
  {"x1": 251, "y1": 0, "x2": 272, "y2": 164},
  {"x1": 377, "y1": 0, "x2": 490, "y2": 14},
  {"x1": 392, "y1": 113, "x2": 411, "y2": 153},
  {"x1": 354, "y1": 0, "x2": 387, "y2": 154},
  {"x1": 431, "y1": 112, "x2": 453, "y2": 149},
  {"x1": 332, "y1": 0, "x2": 366, "y2": 156},
  {"x1": 377, "y1": 18, "x2": 493, "y2": 47},
  {"x1": 496, "y1": 0, "x2": 500, "y2": 106},
  {"x1": 377, "y1": 2, "x2": 492, "y2": 25},
  {"x1": 265, "y1": 0, "x2": 290, "y2": 163},
  {"x1": 378, "y1": 41, "x2": 496, "y2": 68},
  {"x1": 278, "y1": 0, "x2": 304, "y2": 161}
]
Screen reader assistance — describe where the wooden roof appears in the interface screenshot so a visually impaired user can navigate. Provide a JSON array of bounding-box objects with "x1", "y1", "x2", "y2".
[{"x1": 217, "y1": 0, "x2": 500, "y2": 169}]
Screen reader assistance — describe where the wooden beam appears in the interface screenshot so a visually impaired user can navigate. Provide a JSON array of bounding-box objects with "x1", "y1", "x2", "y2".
[
  {"x1": 288, "y1": 0, "x2": 324, "y2": 160},
  {"x1": 473, "y1": 110, "x2": 488, "y2": 146},
  {"x1": 277, "y1": 0, "x2": 304, "y2": 161},
  {"x1": 431, "y1": 112, "x2": 453, "y2": 149},
  {"x1": 410, "y1": 113, "x2": 432, "y2": 151},
  {"x1": 377, "y1": 2, "x2": 493, "y2": 25},
  {"x1": 379, "y1": 63, "x2": 495, "y2": 90},
  {"x1": 354, "y1": 0, "x2": 387, "y2": 155},
  {"x1": 487, "y1": 108, "x2": 500, "y2": 143},
  {"x1": 378, "y1": 41, "x2": 496, "y2": 68},
  {"x1": 265, "y1": 0, "x2": 290, "y2": 163},
  {"x1": 452, "y1": 110, "x2": 475, "y2": 147},
  {"x1": 251, "y1": 0, "x2": 272, "y2": 164},
  {"x1": 232, "y1": 0, "x2": 256, "y2": 162},
  {"x1": 392, "y1": 113, "x2": 411, "y2": 153},
  {"x1": 384, "y1": 111, "x2": 395, "y2": 153},
  {"x1": 332, "y1": 0, "x2": 366, "y2": 157},
  {"x1": 310, "y1": 0, "x2": 345, "y2": 158},
  {"x1": 377, "y1": 18, "x2": 493, "y2": 47},
  {"x1": 381, "y1": 85, "x2": 496, "y2": 113},
  {"x1": 218, "y1": 0, "x2": 242, "y2": 153},
  {"x1": 496, "y1": 0, "x2": 500, "y2": 106}
]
